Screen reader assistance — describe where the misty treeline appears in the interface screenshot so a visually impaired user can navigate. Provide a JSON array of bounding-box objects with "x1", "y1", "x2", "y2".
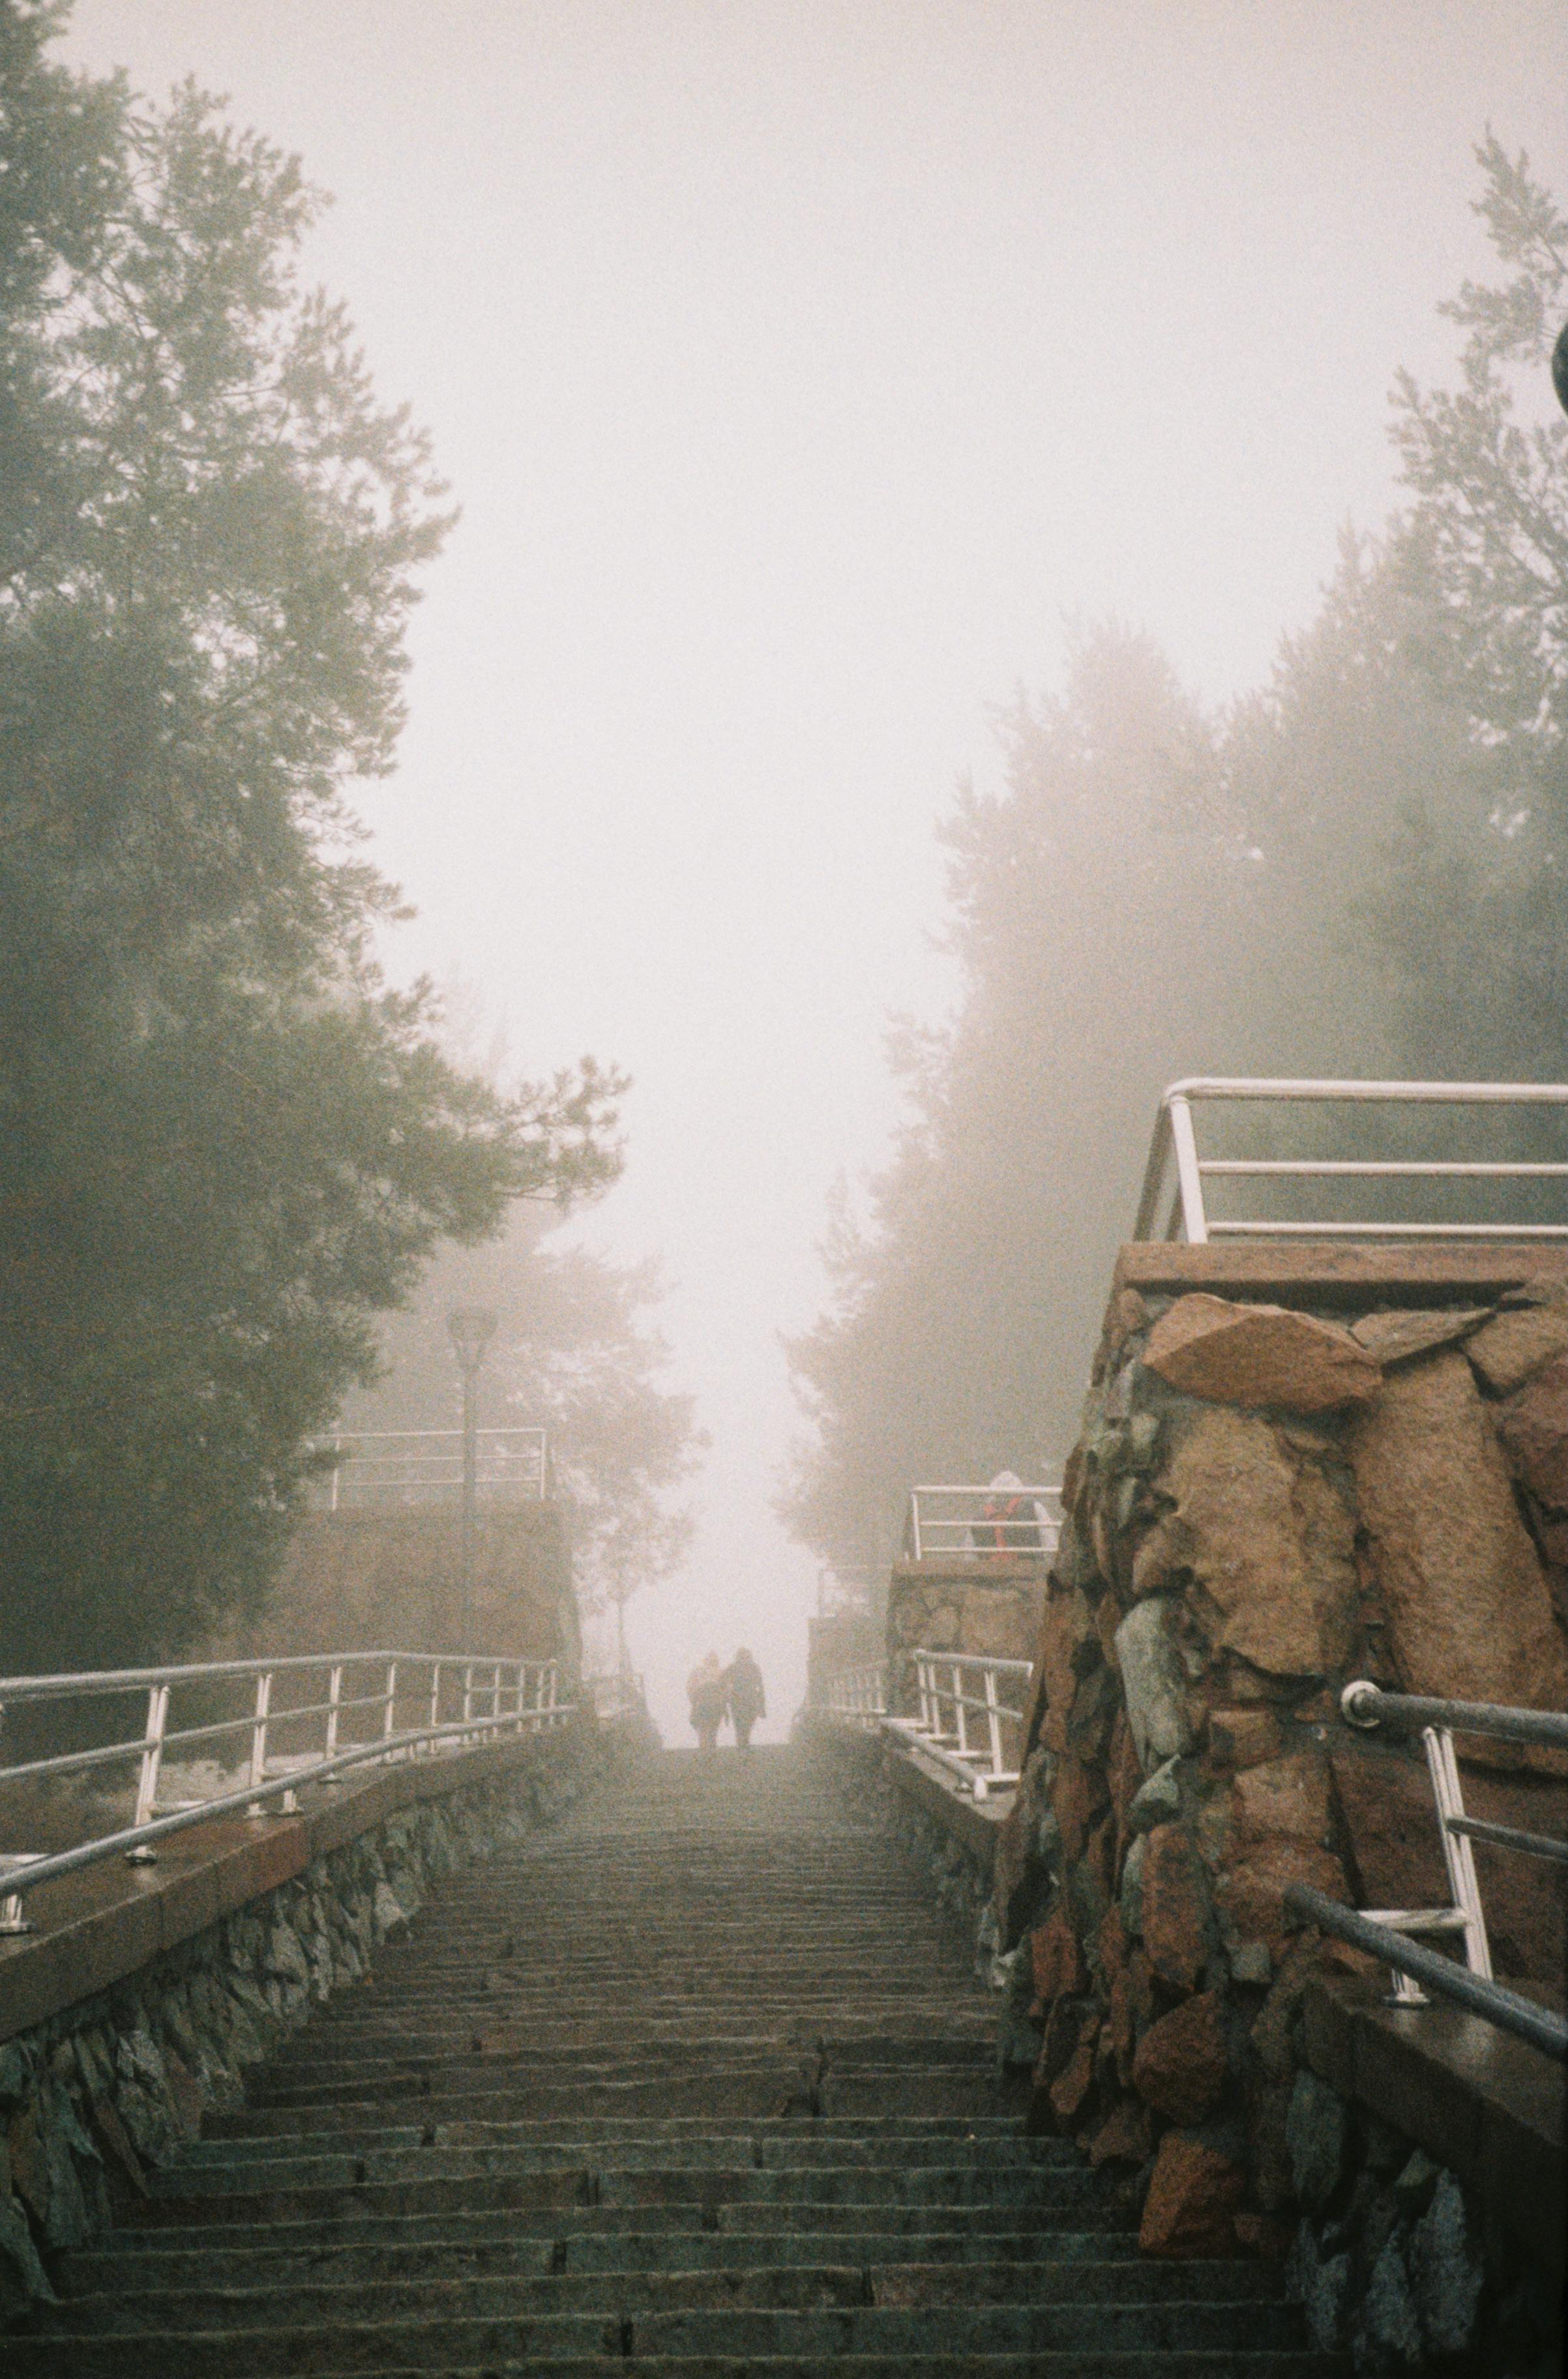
[
  {"x1": 783, "y1": 133, "x2": 1567, "y2": 1579},
  {"x1": 0, "y1": 6, "x2": 639, "y2": 1672}
]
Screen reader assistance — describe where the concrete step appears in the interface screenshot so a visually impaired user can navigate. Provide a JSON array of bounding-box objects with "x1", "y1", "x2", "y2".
[
  {"x1": 3, "y1": 2299, "x2": 1324, "y2": 2371},
  {"x1": 31, "y1": 1749, "x2": 1320, "y2": 2374},
  {"x1": 37, "y1": 2256, "x2": 1288, "y2": 2331}
]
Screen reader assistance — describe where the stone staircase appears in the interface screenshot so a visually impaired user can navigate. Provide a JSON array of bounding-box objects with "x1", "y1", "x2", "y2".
[{"x1": 11, "y1": 1745, "x2": 1334, "y2": 2373}]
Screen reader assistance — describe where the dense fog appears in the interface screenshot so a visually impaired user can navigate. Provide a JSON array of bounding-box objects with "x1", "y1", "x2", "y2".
[{"x1": 31, "y1": 1, "x2": 1567, "y2": 1736}]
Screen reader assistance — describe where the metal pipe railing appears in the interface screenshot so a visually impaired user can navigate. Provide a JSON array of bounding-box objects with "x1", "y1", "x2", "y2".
[
  {"x1": 0, "y1": 1649, "x2": 569, "y2": 1932},
  {"x1": 820, "y1": 1648, "x2": 1032, "y2": 1800},
  {"x1": 1286, "y1": 1680, "x2": 1568, "y2": 2035},
  {"x1": 1132, "y1": 1076, "x2": 1568, "y2": 1244},
  {"x1": 903, "y1": 1485, "x2": 1063, "y2": 1562},
  {"x1": 304, "y1": 1426, "x2": 551, "y2": 1511},
  {"x1": 1284, "y1": 1883, "x2": 1568, "y2": 2063}
]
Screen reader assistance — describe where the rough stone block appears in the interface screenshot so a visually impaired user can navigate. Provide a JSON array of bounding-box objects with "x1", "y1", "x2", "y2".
[
  {"x1": 1465, "y1": 1303, "x2": 1568, "y2": 1397},
  {"x1": 1348, "y1": 1349, "x2": 1568, "y2": 1733},
  {"x1": 1144, "y1": 1293, "x2": 1382, "y2": 1411},
  {"x1": 1140, "y1": 1823, "x2": 1209, "y2": 1990},
  {"x1": 1158, "y1": 1407, "x2": 1358, "y2": 1679},
  {"x1": 1138, "y1": 2130, "x2": 1247, "y2": 2256},
  {"x1": 1132, "y1": 1988, "x2": 1229, "y2": 2122}
]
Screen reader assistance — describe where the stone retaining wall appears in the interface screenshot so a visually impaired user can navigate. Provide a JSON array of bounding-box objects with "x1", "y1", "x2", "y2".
[
  {"x1": 884, "y1": 1558, "x2": 1046, "y2": 1717},
  {"x1": 0, "y1": 1730, "x2": 596, "y2": 2322},
  {"x1": 993, "y1": 1246, "x2": 1566, "y2": 2357}
]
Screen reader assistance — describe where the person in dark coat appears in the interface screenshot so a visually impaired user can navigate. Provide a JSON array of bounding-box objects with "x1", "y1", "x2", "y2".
[{"x1": 724, "y1": 1648, "x2": 766, "y2": 1750}]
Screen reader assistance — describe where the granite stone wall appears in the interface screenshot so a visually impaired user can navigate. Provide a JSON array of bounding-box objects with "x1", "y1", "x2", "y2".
[{"x1": 993, "y1": 1263, "x2": 1567, "y2": 2354}]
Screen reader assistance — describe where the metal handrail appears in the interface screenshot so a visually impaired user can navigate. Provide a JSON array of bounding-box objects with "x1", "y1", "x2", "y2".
[
  {"x1": 304, "y1": 1426, "x2": 551, "y2": 1511},
  {"x1": 823, "y1": 1664, "x2": 887, "y2": 1724},
  {"x1": 904, "y1": 1485, "x2": 1063, "y2": 1562},
  {"x1": 1284, "y1": 1885, "x2": 1567, "y2": 2063},
  {"x1": 1292, "y1": 1679, "x2": 1568, "y2": 2028},
  {"x1": 889, "y1": 1648, "x2": 1031, "y2": 1800},
  {"x1": 1132, "y1": 1076, "x2": 1568, "y2": 1243},
  {"x1": 0, "y1": 1648, "x2": 566, "y2": 1932}
]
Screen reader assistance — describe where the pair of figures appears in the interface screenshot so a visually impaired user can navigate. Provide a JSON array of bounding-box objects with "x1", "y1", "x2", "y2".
[{"x1": 687, "y1": 1648, "x2": 766, "y2": 1751}]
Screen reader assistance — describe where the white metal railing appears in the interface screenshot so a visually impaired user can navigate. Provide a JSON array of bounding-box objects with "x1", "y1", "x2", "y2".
[
  {"x1": 1284, "y1": 1681, "x2": 1568, "y2": 2064},
  {"x1": 889, "y1": 1649, "x2": 1033, "y2": 1800},
  {"x1": 304, "y1": 1426, "x2": 551, "y2": 1511},
  {"x1": 586, "y1": 1669, "x2": 649, "y2": 1725},
  {"x1": 816, "y1": 1566, "x2": 875, "y2": 1617},
  {"x1": 0, "y1": 1649, "x2": 567, "y2": 1934},
  {"x1": 1132, "y1": 1077, "x2": 1568, "y2": 1243},
  {"x1": 903, "y1": 1485, "x2": 1062, "y2": 1562},
  {"x1": 824, "y1": 1664, "x2": 887, "y2": 1725}
]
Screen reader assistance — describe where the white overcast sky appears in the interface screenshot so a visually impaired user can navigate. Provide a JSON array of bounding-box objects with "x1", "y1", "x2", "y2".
[{"x1": 65, "y1": 1, "x2": 1567, "y2": 1736}]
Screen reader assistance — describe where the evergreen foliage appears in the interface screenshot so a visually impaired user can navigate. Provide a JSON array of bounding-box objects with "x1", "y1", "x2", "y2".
[
  {"x1": 0, "y1": 7, "x2": 622, "y2": 1671},
  {"x1": 782, "y1": 135, "x2": 1568, "y2": 1576}
]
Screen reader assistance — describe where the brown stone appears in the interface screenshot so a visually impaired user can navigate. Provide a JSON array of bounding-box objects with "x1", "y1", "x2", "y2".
[
  {"x1": 1496, "y1": 1358, "x2": 1568, "y2": 1512},
  {"x1": 1141, "y1": 1824, "x2": 1209, "y2": 1990},
  {"x1": 1098, "y1": 1904, "x2": 1131, "y2": 1981},
  {"x1": 1231, "y1": 1751, "x2": 1333, "y2": 1851},
  {"x1": 1107, "y1": 1710, "x2": 1142, "y2": 1848},
  {"x1": 1138, "y1": 2131, "x2": 1247, "y2": 2257},
  {"x1": 1347, "y1": 1350, "x2": 1568, "y2": 1728},
  {"x1": 1087, "y1": 2096, "x2": 1151, "y2": 2167},
  {"x1": 1352, "y1": 1306, "x2": 1490, "y2": 1367},
  {"x1": 1053, "y1": 1753, "x2": 1108, "y2": 1868},
  {"x1": 1034, "y1": 1994, "x2": 1089, "y2": 2086},
  {"x1": 1130, "y1": 1522, "x2": 1177, "y2": 1598},
  {"x1": 1108, "y1": 1966, "x2": 1137, "y2": 2084},
  {"x1": 1049, "y1": 2015, "x2": 1099, "y2": 2128},
  {"x1": 1329, "y1": 1742, "x2": 1449, "y2": 1912},
  {"x1": 1466, "y1": 1303, "x2": 1568, "y2": 1396},
  {"x1": 1249, "y1": 1938, "x2": 1321, "y2": 2082},
  {"x1": 1207, "y1": 1706, "x2": 1284, "y2": 1772},
  {"x1": 1029, "y1": 1908, "x2": 1086, "y2": 2014},
  {"x1": 1215, "y1": 1839, "x2": 1348, "y2": 1959},
  {"x1": 1127, "y1": 1943, "x2": 1157, "y2": 2030},
  {"x1": 1132, "y1": 1988, "x2": 1229, "y2": 2121},
  {"x1": 1034, "y1": 1582, "x2": 1097, "y2": 1758},
  {"x1": 1082, "y1": 1810, "x2": 1117, "y2": 1907},
  {"x1": 1095, "y1": 1591, "x2": 1123, "y2": 1675},
  {"x1": 1145, "y1": 1293, "x2": 1382, "y2": 1411},
  {"x1": 1160, "y1": 1408, "x2": 1359, "y2": 1677}
]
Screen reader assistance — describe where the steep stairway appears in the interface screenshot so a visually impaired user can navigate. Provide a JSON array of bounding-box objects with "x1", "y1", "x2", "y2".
[{"x1": 12, "y1": 1744, "x2": 1333, "y2": 2373}]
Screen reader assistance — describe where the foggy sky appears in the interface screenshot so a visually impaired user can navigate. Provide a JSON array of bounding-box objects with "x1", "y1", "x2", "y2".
[{"x1": 63, "y1": 1, "x2": 1567, "y2": 1737}]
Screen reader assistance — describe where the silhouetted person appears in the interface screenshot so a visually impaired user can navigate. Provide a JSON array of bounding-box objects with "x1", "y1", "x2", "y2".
[
  {"x1": 724, "y1": 1648, "x2": 765, "y2": 1750},
  {"x1": 687, "y1": 1651, "x2": 726, "y2": 1751}
]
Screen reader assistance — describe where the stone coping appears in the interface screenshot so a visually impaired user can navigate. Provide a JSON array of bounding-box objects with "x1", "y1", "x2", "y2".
[
  {"x1": 881, "y1": 1734, "x2": 1010, "y2": 1871},
  {"x1": 1113, "y1": 1241, "x2": 1567, "y2": 1310},
  {"x1": 890, "y1": 1555, "x2": 1049, "y2": 1586},
  {"x1": 0, "y1": 1724, "x2": 587, "y2": 2046},
  {"x1": 1303, "y1": 1970, "x2": 1566, "y2": 2283}
]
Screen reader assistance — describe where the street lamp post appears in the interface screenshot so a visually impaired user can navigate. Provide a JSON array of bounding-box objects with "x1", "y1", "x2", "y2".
[{"x1": 447, "y1": 1307, "x2": 497, "y2": 1649}]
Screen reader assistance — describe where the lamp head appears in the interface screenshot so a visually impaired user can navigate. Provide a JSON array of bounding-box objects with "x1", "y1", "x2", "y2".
[{"x1": 447, "y1": 1306, "x2": 497, "y2": 1372}]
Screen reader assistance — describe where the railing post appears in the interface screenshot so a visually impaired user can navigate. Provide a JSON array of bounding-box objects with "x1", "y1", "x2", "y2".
[
  {"x1": 127, "y1": 1681, "x2": 170, "y2": 1862},
  {"x1": 383, "y1": 1659, "x2": 398, "y2": 1754},
  {"x1": 462, "y1": 1661, "x2": 475, "y2": 1737},
  {"x1": 246, "y1": 1670, "x2": 273, "y2": 1815},
  {"x1": 952, "y1": 1662, "x2": 968, "y2": 1756},
  {"x1": 429, "y1": 1659, "x2": 441, "y2": 1734},
  {"x1": 1428, "y1": 1725, "x2": 1494, "y2": 1981},
  {"x1": 983, "y1": 1663, "x2": 1004, "y2": 1779},
  {"x1": 1167, "y1": 1092, "x2": 1208, "y2": 1242}
]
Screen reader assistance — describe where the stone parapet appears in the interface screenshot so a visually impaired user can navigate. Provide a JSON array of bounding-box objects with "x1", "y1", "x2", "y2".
[
  {"x1": 884, "y1": 1556, "x2": 1047, "y2": 1717},
  {"x1": 993, "y1": 1240, "x2": 1566, "y2": 2359}
]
